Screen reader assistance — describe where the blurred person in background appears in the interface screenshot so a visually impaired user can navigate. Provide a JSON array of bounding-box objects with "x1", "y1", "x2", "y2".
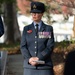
[
  {"x1": 20, "y1": 1, "x2": 55, "y2": 75},
  {"x1": 0, "y1": 16, "x2": 4, "y2": 37},
  {"x1": 0, "y1": 15, "x2": 4, "y2": 75},
  {"x1": 64, "y1": 50, "x2": 75, "y2": 75}
]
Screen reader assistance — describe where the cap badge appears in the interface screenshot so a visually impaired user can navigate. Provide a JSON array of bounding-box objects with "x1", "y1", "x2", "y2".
[{"x1": 33, "y1": 4, "x2": 36, "y2": 9}]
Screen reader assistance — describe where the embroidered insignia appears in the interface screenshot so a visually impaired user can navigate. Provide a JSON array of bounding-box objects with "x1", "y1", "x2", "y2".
[
  {"x1": 33, "y1": 4, "x2": 36, "y2": 9},
  {"x1": 27, "y1": 30, "x2": 32, "y2": 33}
]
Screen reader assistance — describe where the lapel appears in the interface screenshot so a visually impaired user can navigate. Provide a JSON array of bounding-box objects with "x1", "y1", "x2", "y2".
[
  {"x1": 28, "y1": 23, "x2": 36, "y2": 35},
  {"x1": 39, "y1": 22, "x2": 46, "y2": 32},
  {"x1": 27, "y1": 22, "x2": 46, "y2": 35}
]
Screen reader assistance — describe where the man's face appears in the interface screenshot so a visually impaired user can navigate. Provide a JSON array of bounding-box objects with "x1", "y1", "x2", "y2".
[{"x1": 31, "y1": 13, "x2": 43, "y2": 22}]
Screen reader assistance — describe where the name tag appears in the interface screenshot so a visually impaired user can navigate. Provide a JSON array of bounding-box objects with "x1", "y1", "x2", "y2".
[{"x1": 38, "y1": 32, "x2": 51, "y2": 38}]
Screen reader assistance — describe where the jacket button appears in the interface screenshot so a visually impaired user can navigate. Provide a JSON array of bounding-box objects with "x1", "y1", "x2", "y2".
[
  {"x1": 35, "y1": 46, "x2": 36, "y2": 48},
  {"x1": 35, "y1": 52, "x2": 37, "y2": 54},
  {"x1": 35, "y1": 41, "x2": 37, "y2": 43},
  {"x1": 35, "y1": 36, "x2": 37, "y2": 38}
]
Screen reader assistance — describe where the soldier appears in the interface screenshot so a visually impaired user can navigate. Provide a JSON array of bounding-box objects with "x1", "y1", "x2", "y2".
[
  {"x1": 20, "y1": 1, "x2": 55, "y2": 75},
  {"x1": 0, "y1": 16, "x2": 4, "y2": 37}
]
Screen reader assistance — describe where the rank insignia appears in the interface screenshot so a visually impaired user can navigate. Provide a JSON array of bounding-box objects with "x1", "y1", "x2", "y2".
[{"x1": 33, "y1": 4, "x2": 36, "y2": 9}]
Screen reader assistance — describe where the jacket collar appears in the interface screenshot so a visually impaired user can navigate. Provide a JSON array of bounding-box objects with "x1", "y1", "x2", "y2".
[
  {"x1": 28, "y1": 21, "x2": 46, "y2": 32},
  {"x1": 40, "y1": 21, "x2": 46, "y2": 32}
]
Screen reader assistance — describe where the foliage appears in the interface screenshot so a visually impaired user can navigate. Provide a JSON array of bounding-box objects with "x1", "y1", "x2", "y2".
[
  {"x1": 0, "y1": 0, "x2": 16, "y2": 3},
  {"x1": 43, "y1": 4, "x2": 52, "y2": 24},
  {"x1": 54, "y1": 40, "x2": 75, "y2": 54},
  {"x1": 0, "y1": 0, "x2": 16, "y2": 13},
  {"x1": 0, "y1": 42, "x2": 20, "y2": 48},
  {"x1": 70, "y1": 38, "x2": 75, "y2": 44},
  {"x1": 0, "y1": 42, "x2": 20, "y2": 54},
  {"x1": 55, "y1": 41, "x2": 70, "y2": 48}
]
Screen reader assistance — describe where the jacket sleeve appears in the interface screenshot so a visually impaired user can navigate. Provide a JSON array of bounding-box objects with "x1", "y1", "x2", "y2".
[
  {"x1": 38, "y1": 26, "x2": 55, "y2": 60},
  {"x1": 20, "y1": 27, "x2": 31, "y2": 59},
  {"x1": 0, "y1": 16, "x2": 4, "y2": 37}
]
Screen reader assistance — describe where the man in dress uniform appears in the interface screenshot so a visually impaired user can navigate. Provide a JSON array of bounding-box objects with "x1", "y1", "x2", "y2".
[
  {"x1": 0, "y1": 16, "x2": 4, "y2": 37},
  {"x1": 20, "y1": 1, "x2": 55, "y2": 75}
]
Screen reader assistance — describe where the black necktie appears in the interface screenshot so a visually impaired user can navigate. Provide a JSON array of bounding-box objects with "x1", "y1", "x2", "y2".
[{"x1": 35, "y1": 24, "x2": 39, "y2": 34}]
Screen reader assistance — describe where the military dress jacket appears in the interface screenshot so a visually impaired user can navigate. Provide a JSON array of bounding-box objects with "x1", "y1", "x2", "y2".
[
  {"x1": 20, "y1": 21, "x2": 55, "y2": 69},
  {"x1": 0, "y1": 16, "x2": 4, "y2": 37}
]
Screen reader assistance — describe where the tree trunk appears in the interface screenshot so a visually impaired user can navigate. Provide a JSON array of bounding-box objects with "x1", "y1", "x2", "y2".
[
  {"x1": 13, "y1": 2, "x2": 21, "y2": 42},
  {"x1": 3, "y1": 2, "x2": 21, "y2": 44}
]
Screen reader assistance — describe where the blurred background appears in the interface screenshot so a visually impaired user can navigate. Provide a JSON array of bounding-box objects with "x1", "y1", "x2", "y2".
[{"x1": 0, "y1": 0, "x2": 75, "y2": 43}]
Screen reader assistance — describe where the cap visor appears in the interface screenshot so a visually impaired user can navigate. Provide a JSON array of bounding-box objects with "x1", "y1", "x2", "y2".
[{"x1": 30, "y1": 9, "x2": 42, "y2": 13}]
